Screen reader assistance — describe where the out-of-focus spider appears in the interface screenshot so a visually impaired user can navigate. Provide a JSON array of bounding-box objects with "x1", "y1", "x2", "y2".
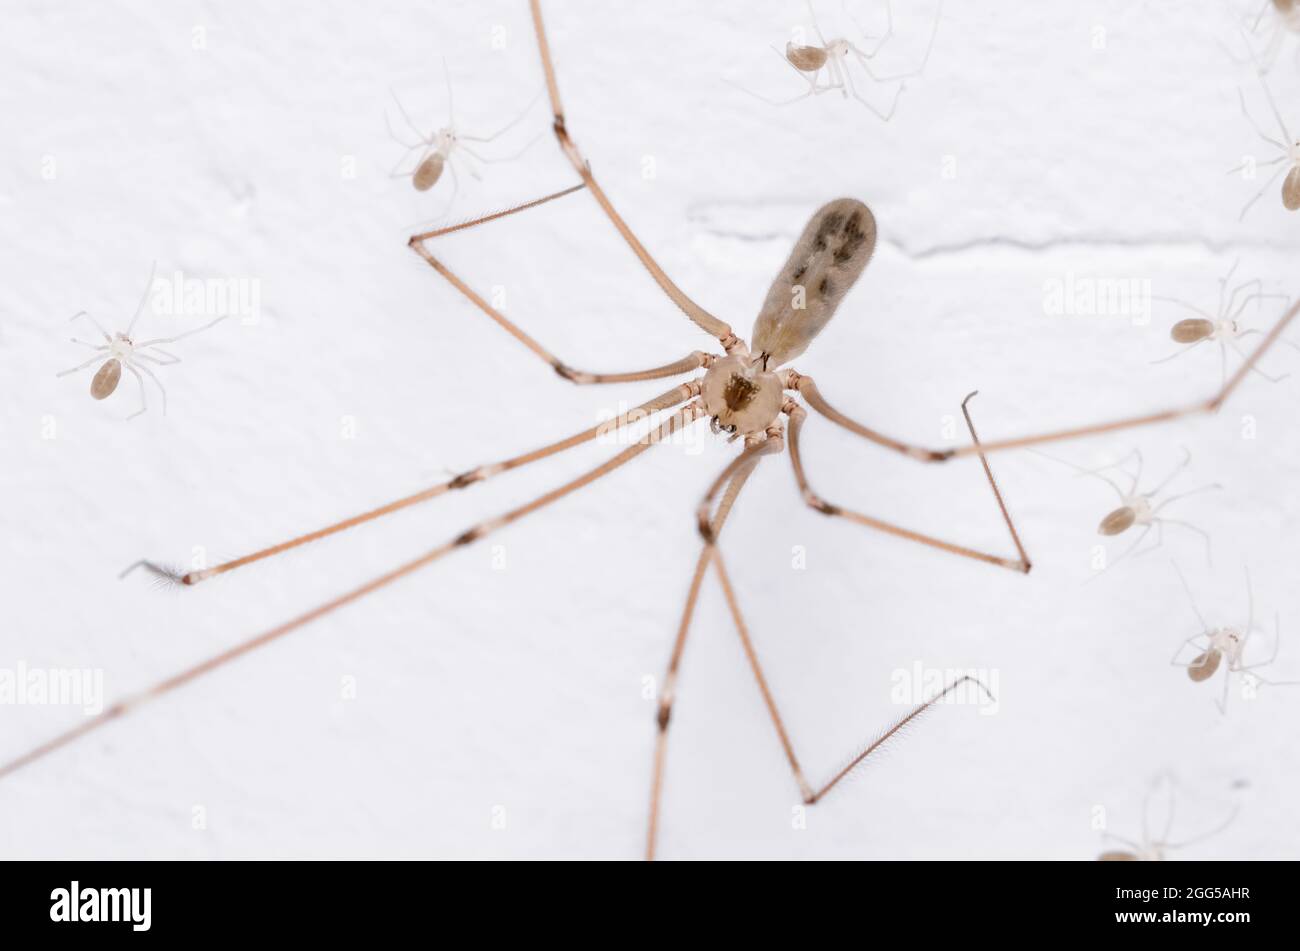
[
  {"x1": 1098, "y1": 772, "x2": 1239, "y2": 860},
  {"x1": 1170, "y1": 564, "x2": 1300, "y2": 714},
  {"x1": 1153, "y1": 260, "x2": 1295, "y2": 386},
  {"x1": 387, "y1": 58, "x2": 540, "y2": 210},
  {"x1": 1038, "y1": 448, "x2": 1221, "y2": 571},
  {"x1": 55, "y1": 263, "x2": 227, "y2": 420},
  {"x1": 1232, "y1": 74, "x2": 1300, "y2": 219},
  {"x1": 1244, "y1": 0, "x2": 1300, "y2": 72},
  {"x1": 5, "y1": 0, "x2": 1300, "y2": 861},
  {"x1": 738, "y1": 0, "x2": 943, "y2": 120}
]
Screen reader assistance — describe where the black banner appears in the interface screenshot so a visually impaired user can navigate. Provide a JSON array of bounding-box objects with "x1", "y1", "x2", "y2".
[{"x1": 0, "y1": 859, "x2": 1290, "y2": 939}]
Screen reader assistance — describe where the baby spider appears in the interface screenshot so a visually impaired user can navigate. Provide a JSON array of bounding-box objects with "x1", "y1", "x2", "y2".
[
  {"x1": 1231, "y1": 73, "x2": 1300, "y2": 219},
  {"x1": 387, "y1": 58, "x2": 540, "y2": 213},
  {"x1": 55, "y1": 264, "x2": 228, "y2": 420},
  {"x1": 739, "y1": 0, "x2": 943, "y2": 120},
  {"x1": 1098, "y1": 772, "x2": 1238, "y2": 861},
  {"x1": 1152, "y1": 259, "x2": 1294, "y2": 386},
  {"x1": 1038, "y1": 448, "x2": 1221, "y2": 572},
  {"x1": 1170, "y1": 564, "x2": 1300, "y2": 714},
  {"x1": 1244, "y1": 0, "x2": 1300, "y2": 72}
]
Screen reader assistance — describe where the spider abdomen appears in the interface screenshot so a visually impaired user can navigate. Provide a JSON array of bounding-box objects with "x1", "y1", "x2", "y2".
[
  {"x1": 414, "y1": 153, "x2": 446, "y2": 192},
  {"x1": 785, "y1": 42, "x2": 828, "y2": 72},
  {"x1": 1098, "y1": 507, "x2": 1136, "y2": 535},
  {"x1": 1187, "y1": 650, "x2": 1222, "y2": 682},
  {"x1": 1170, "y1": 318, "x2": 1214, "y2": 343},
  {"x1": 1283, "y1": 165, "x2": 1300, "y2": 211},
  {"x1": 751, "y1": 198, "x2": 876, "y2": 367},
  {"x1": 91, "y1": 359, "x2": 122, "y2": 400}
]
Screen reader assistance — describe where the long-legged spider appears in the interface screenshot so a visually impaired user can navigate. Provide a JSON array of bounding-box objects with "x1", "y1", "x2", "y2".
[
  {"x1": 5, "y1": 0, "x2": 1300, "y2": 860},
  {"x1": 1170, "y1": 564, "x2": 1300, "y2": 714},
  {"x1": 387, "y1": 58, "x2": 540, "y2": 210},
  {"x1": 1097, "y1": 772, "x2": 1238, "y2": 861},
  {"x1": 55, "y1": 263, "x2": 228, "y2": 420},
  {"x1": 1037, "y1": 448, "x2": 1220, "y2": 572},
  {"x1": 1231, "y1": 74, "x2": 1300, "y2": 219},
  {"x1": 736, "y1": 0, "x2": 942, "y2": 120},
  {"x1": 1244, "y1": 0, "x2": 1300, "y2": 72},
  {"x1": 1152, "y1": 259, "x2": 1294, "y2": 386}
]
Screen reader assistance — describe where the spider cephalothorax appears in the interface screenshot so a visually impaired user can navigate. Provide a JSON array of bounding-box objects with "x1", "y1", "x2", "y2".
[{"x1": 702, "y1": 354, "x2": 783, "y2": 436}]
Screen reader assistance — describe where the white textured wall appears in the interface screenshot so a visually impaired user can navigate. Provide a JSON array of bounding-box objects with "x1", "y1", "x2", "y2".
[{"x1": 1, "y1": 0, "x2": 1298, "y2": 858}]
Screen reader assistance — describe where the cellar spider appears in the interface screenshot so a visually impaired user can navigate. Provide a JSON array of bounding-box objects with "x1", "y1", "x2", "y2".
[
  {"x1": 737, "y1": 0, "x2": 943, "y2": 120},
  {"x1": 1038, "y1": 448, "x2": 1221, "y2": 572},
  {"x1": 5, "y1": 0, "x2": 1300, "y2": 862},
  {"x1": 1170, "y1": 564, "x2": 1300, "y2": 714},
  {"x1": 1231, "y1": 73, "x2": 1300, "y2": 219},
  {"x1": 1098, "y1": 772, "x2": 1239, "y2": 861},
  {"x1": 1244, "y1": 0, "x2": 1300, "y2": 72},
  {"x1": 1151, "y1": 259, "x2": 1294, "y2": 387},
  {"x1": 54, "y1": 263, "x2": 228, "y2": 420},
  {"x1": 386, "y1": 57, "x2": 541, "y2": 211}
]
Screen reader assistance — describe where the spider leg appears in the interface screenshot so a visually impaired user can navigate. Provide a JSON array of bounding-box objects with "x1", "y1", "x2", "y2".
[
  {"x1": 726, "y1": 74, "x2": 823, "y2": 107},
  {"x1": 1229, "y1": 292, "x2": 1289, "y2": 324},
  {"x1": 133, "y1": 314, "x2": 228, "y2": 349},
  {"x1": 69, "y1": 310, "x2": 112, "y2": 342},
  {"x1": 1092, "y1": 524, "x2": 1152, "y2": 578},
  {"x1": 122, "y1": 362, "x2": 148, "y2": 420},
  {"x1": 1150, "y1": 294, "x2": 1217, "y2": 321},
  {"x1": 784, "y1": 397, "x2": 1029, "y2": 572},
  {"x1": 136, "y1": 346, "x2": 182, "y2": 365},
  {"x1": 1239, "y1": 86, "x2": 1288, "y2": 151},
  {"x1": 788, "y1": 286, "x2": 1297, "y2": 459},
  {"x1": 0, "y1": 404, "x2": 704, "y2": 784},
  {"x1": 1030, "y1": 448, "x2": 1132, "y2": 504},
  {"x1": 1238, "y1": 161, "x2": 1290, "y2": 221},
  {"x1": 130, "y1": 358, "x2": 168, "y2": 415},
  {"x1": 1217, "y1": 668, "x2": 1232, "y2": 714},
  {"x1": 460, "y1": 89, "x2": 544, "y2": 144},
  {"x1": 842, "y1": 0, "x2": 893, "y2": 57},
  {"x1": 647, "y1": 433, "x2": 774, "y2": 861},
  {"x1": 804, "y1": 0, "x2": 829, "y2": 47},
  {"x1": 409, "y1": 185, "x2": 723, "y2": 383},
  {"x1": 1223, "y1": 278, "x2": 1263, "y2": 320},
  {"x1": 1147, "y1": 446, "x2": 1192, "y2": 497},
  {"x1": 1171, "y1": 561, "x2": 1210, "y2": 631},
  {"x1": 1240, "y1": 610, "x2": 1280, "y2": 671},
  {"x1": 1150, "y1": 482, "x2": 1223, "y2": 515},
  {"x1": 847, "y1": 0, "x2": 943, "y2": 83},
  {"x1": 1149, "y1": 341, "x2": 1205, "y2": 365},
  {"x1": 1226, "y1": 155, "x2": 1287, "y2": 177},
  {"x1": 528, "y1": 0, "x2": 735, "y2": 344},
  {"x1": 712, "y1": 543, "x2": 993, "y2": 808},
  {"x1": 1171, "y1": 634, "x2": 1211, "y2": 667},
  {"x1": 388, "y1": 142, "x2": 433, "y2": 179},
  {"x1": 1229, "y1": 337, "x2": 1290, "y2": 382},
  {"x1": 388, "y1": 85, "x2": 432, "y2": 146},
  {"x1": 1131, "y1": 520, "x2": 1165, "y2": 560},
  {"x1": 125, "y1": 260, "x2": 158, "y2": 337},
  {"x1": 841, "y1": 54, "x2": 904, "y2": 121},
  {"x1": 181, "y1": 382, "x2": 702, "y2": 584},
  {"x1": 458, "y1": 128, "x2": 545, "y2": 164},
  {"x1": 68, "y1": 337, "x2": 110, "y2": 352},
  {"x1": 1160, "y1": 518, "x2": 1214, "y2": 566},
  {"x1": 1164, "y1": 805, "x2": 1240, "y2": 851},
  {"x1": 55, "y1": 353, "x2": 108, "y2": 377}
]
